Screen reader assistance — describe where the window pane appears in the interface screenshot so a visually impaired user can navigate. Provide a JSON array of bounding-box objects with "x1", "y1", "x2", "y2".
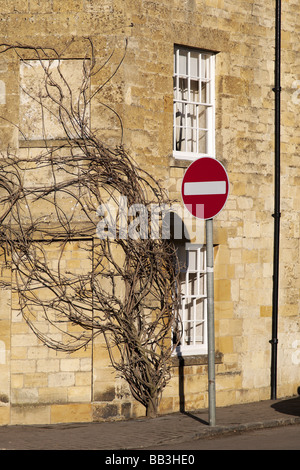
[
  {"x1": 179, "y1": 78, "x2": 188, "y2": 100},
  {"x1": 175, "y1": 100, "x2": 186, "y2": 152},
  {"x1": 198, "y1": 106, "x2": 207, "y2": 129},
  {"x1": 176, "y1": 127, "x2": 185, "y2": 152},
  {"x1": 195, "y1": 318, "x2": 205, "y2": 344},
  {"x1": 186, "y1": 103, "x2": 197, "y2": 127},
  {"x1": 182, "y1": 300, "x2": 205, "y2": 345},
  {"x1": 184, "y1": 323, "x2": 193, "y2": 345},
  {"x1": 198, "y1": 105, "x2": 207, "y2": 128},
  {"x1": 183, "y1": 301, "x2": 193, "y2": 344},
  {"x1": 187, "y1": 249, "x2": 197, "y2": 271},
  {"x1": 190, "y1": 51, "x2": 199, "y2": 78},
  {"x1": 186, "y1": 127, "x2": 197, "y2": 153},
  {"x1": 179, "y1": 50, "x2": 188, "y2": 75},
  {"x1": 201, "y1": 54, "x2": 210, "y2": 79},
  {"x1": 201, "y1": 81, "x2": 208, "y2": 104},
  {"x1": 175, "y1": 102, "x2": 185, "y2": 127},
  {"x1": 190, "y1": 79, "x2": 199, "y2": 102},
  {"x1": 187, "y1": 273, "x2": 197, "y2": 296},
  {"x1": 198, "y1": 129, "x2": 207, "y2": 153}
]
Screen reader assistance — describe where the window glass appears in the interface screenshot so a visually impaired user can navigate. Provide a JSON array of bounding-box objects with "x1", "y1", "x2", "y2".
[
  {"x1": 175, "y1": 243, "x2": 207, "y2": 355},
  {"x1": 173, "y1": 46, "x2": 215, "y2": 160}
]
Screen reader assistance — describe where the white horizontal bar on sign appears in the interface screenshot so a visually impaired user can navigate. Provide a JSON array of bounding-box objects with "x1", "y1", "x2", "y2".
[{"x1": 184, "y1": 180, "x2": 226, "y2": 196}]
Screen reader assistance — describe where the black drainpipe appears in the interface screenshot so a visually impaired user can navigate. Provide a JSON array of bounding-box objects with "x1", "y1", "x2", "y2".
[{"x1": 270, "y1": 0, "x2": 281, "y2": 401}]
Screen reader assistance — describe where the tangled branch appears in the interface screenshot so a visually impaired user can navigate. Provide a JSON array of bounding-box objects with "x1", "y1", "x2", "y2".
[{"x1": 0, "y1": 39, "x2": 181, "y2": 416}]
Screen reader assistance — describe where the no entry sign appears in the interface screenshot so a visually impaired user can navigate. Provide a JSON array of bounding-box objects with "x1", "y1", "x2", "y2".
[{"x1": 181, "y1": 157, "x2": 229, "y2": 220}]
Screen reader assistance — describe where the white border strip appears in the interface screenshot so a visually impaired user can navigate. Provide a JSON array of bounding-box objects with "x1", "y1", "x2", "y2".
[{"x1": 184, "y1": 181, "x2": 226, "y2": 196}]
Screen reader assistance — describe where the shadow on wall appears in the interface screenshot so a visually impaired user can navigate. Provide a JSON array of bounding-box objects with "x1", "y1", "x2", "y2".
[
  {"x1": 271, "y1": 393, "x2": 300, "y2": 417},
  {"x1": 178, "y1": 356, "x2": 209, "y2": 425}
]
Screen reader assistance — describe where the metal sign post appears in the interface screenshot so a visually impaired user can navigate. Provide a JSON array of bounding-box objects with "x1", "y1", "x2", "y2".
[
  {"x1": 206, "y1": 217, "x2": 216, "y2": 426},
  {"x1": 181, "y1": 157, "x2": 229, "y2": 427}
]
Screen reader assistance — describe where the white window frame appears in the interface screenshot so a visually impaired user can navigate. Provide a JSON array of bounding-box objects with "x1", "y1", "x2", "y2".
[
  {"x1": 173, "y1": 46, "x2": 215, "y2": 161},
  {"x1": 175, "y1": 243, "x2": 208, "y2": 356}
]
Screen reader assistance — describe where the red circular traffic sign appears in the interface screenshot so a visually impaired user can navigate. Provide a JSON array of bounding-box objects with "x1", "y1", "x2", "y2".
[{"x1": 181, "y1": 157, "x2": 229, "y2": 220}]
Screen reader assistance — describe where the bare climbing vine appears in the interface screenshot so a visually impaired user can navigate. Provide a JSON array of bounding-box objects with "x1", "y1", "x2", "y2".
[{"x1": 0, "y1": 38, "x2": 181, "y2": 417}]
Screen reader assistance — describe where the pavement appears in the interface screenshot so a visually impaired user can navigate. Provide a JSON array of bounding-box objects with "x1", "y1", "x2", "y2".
[{"x1": 0, "y1": 395, "x2": 299, "y2": 450}]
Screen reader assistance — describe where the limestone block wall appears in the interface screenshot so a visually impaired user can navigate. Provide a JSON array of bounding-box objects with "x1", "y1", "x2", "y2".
[
  {"x1": 0, "y1": 0, "x2": 299, "y2": 425},
  {"x1": 9, "y1": 241, "x2": 93, "y2": 425}
]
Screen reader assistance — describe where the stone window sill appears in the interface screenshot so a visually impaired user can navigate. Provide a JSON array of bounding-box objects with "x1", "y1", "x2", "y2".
[{"x1": 171, "y1": 352, "x2": 223, "y2": 367}]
